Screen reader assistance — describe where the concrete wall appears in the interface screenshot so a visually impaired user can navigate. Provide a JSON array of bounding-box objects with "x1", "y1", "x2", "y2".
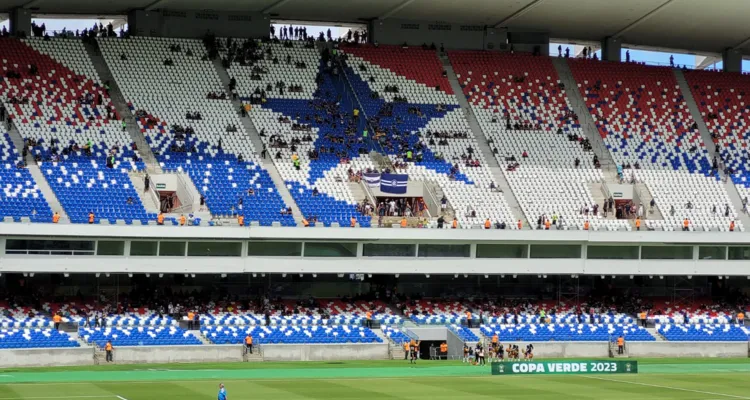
[
  {"x1": 410, "y1": 327, "x2": 448, "y2": 341},
  {"x1": 371, "y1": 19, "x2": 490, "y2": 50},
  {"x1": 512, "y1": 342, "x2": 611, "y2": 358},
  {"x1": 628, "y1": 342, "x2": 748, "y2": 358},
  {"x1": 128, "y1": 9, "x2": 270, "y2": 39},
  {"x1": 113, "y1": 345, "x2": 242, "y2": 364},
  {"x1": 0, "y1": 348, "x2": 93, "y2": 368},
  {"x1": 261, "y1": 343, "x2": 389, "y2": 362}
]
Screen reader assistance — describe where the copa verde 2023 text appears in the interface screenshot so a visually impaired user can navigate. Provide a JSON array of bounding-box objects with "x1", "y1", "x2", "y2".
[{"x1": 491, "y1": 361, "x2": 638, "y2": 375}]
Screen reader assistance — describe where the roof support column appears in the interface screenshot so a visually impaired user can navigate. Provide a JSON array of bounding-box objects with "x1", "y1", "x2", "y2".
[
  {"x1": 10, "y1": 7, "x2": 31, "y2": 37},
  {"x1": 722, "y1": 49, "x2": 742, "y2": 73},
  {"x1": 601, "y1": 36, "x2": 622, "y2": 62}
]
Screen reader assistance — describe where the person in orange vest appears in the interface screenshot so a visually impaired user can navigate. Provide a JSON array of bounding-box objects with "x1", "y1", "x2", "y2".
[
  {"x1": 53, "y1": 313, "x2": 62, "y2": 330},
  {"x1": 738, "y1": 311, "x2": 745, "y2": 324},
  {"x1": 105, "y1": 340, "x2": 114, "y2": 362},
  {"x1": 179, "y1": 214, "x2": 186, "y2": 226},
  {"x1": 403, "y1": 341, "x2": 410, "y2": 360},
  {"x1": 544, "y1": 219, "x2": 551, "y2": 230},
  {"x1": 730, "y1": 220, "x2": 735, "y2": 232},
  {"x1": 616, "y1": 335, "x2": 625, "y2": 355},
  {"x1": 638, "y1": 311, "x2": 647, "y2": 327},
  {"x1": 583, "y1": 220, "x2": 590, "y2": 230},
  {"x1": 635, "y1": 217, "x2": 641, "y2": 231},
  {"x1": 466, "y1": 311, "x2": 473, "y2": 328},
  {"x1": 244, "y1": 334, "x2": 253, "y2": 354},
  {"x1": 157, "y1": 212, "x2": 164, "y2": 225},
  {"x1": 400, "y1": 217, "x2": 407, "y2": 228},
  {"x1": 238, "y1": 214, "x2": 244, "y2": 226},
  {"x1": 350, "y1": 216, "x2": 357, "y2": 227},
  {"x1": 452, "y1": 217, "x2": 458, "y2": 229},
  {"x1": 52, "y1": 212, "x2": 60, "y2": 223},
  {"x1": 187, "y1": 310, "x2": 196, "y2": 330},
  {"x1": 517, "y1": 219, "x2": 522, "y2": 229},
  {"x1": 365, "y1": 310, "x2": 373, "y2": 328},
  {"x1": 88, "y1": 211, "x2": 95, "y2": 224},
  {"x1": 440, "y1": 342, "x2": 448, "y2": 357},
  {"x1": 683, "y1": 218, "x2": 689, "y2": 231},
  {"x1": 484, "y1": 218, "x2": 491, "y2": 229}
]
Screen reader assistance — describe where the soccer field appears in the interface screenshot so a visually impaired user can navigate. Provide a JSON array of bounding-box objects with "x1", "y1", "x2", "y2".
[{"x1": 0, "y1": 359, "x2": 748, "y2": 400}]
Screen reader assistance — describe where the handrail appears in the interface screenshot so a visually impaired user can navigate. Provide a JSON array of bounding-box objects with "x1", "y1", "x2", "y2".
[
  {"x1": 423, "y1": 181, "x2": 441, "y2": 217},
  {"x1": 359, "y1": 180, "x2": 377, "y2": 208},
  {"x1": 175, "y1": 173, "x2": 195, "y2": 209}
]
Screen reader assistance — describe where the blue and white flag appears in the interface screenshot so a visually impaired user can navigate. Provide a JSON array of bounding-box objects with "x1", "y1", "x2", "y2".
[
  {"x1": 380, "y1": 173, "x2": 408, "y2": 194},
  {"x1": 363, "y1": 172, "x2": 381, "y2": 188}
]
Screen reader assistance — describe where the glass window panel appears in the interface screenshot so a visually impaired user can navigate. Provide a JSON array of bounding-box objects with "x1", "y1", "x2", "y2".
[
  {"x1": 363, "y1": 244, "x2": 416, "y2": 257},
  {"x1": 188, "y1": 242, "x2": 242, "y2": 257},
  {"x1": 159, "y1": 241, "x2": 186, "y2": 256},
  {"x1": 417, "y1": 244, "x2": 470, "y2": 258},
  {"x1": 728, "y1": 246, "x2": 750, "y2": 260},
  {"x1": 476, "y1": 244, "x2": 528, "y2": 258},
  {"x1": 304, "y1": 242, "x2": 357, "y2": 257},
  {"x1": 97, "y1": 241, "x2": 125, "y2": 256},
  {"x1": 587, "y1": 245, "x2": 639, "y2": 260},
  {"x1": 698, "y1": 246, "x2": 726, "y2": 260},
  {"x1": 641, "y1": 246, "x2": 692, "y2": 260},
  {"x1": 130, "y1": 241, "x2": 158, "y2": 256},
  {"x1": 530, "y1": 244, "x2": 581, "y2": 259},
  {"x1": 247, "y1": 242, "x2": 302, "y2": 257}
]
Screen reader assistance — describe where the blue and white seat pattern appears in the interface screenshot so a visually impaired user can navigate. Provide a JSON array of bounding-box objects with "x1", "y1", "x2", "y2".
[
  {"x1": 201, "y1": 325, "x2": 382, "y2": 344},
  {"x1": 480, "y1": 323, "x2": 655, "y2": 342}
]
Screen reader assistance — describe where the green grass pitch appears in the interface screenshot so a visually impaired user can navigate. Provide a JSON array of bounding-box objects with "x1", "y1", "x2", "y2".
[{"x1": 0, "y1": 359, "x2": 748, "y2": 399}]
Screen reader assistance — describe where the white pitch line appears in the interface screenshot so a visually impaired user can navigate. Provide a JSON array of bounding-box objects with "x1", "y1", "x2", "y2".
[
  {"x1": 583, "y1": 376, "x2": 750, "y2": 399},
  {"x1": 0, "y1": 396, "x2": 117, "y2": 400},
  {"x1": 115, "y1": 396, "x2": 128, "y2": 400}
]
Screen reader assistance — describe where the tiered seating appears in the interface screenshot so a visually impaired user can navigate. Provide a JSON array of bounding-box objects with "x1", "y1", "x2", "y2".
[
  {"x1": 480, "y1": 323, "x2": 655, "y2": 341},
  {"x1": 0, "y1": 133, "x2": 53, "y2": 222},
  {"x1": 0, "y1": 328, "x2": 79, "y2": 348},
  {"x1": 683, "y1": 70, "x2": 750, "y2": 193},
  {"x1": 201, "y1": 325, "x2": 382, "y2": 344},
  {"x1": 98, "y1": 37, "x2": 294, "y2": 226},
  {"x1": 657, "y1": 324, "x2": 750, "y2": 341},
  {"x1": 569, "y1": 59, "x2": 739, "y2": 231},
  {"x1": 449, "y1": 324, "x2": 479, "y2": 341},
  {"x1": 80, "y1": 326, "x2": 201, "y2": 347},
  {"x1": 343, "y1": 45, "x2": 517, "y2": 227},
  {"x1": 236, "y1": 40, "x2": 374, "y2": 226},
  {"x1": 0, "y1": 304, "x2": 51, "y2": 328},
  {"x1": 381, "y1": 325, "x2": 411, "y2": 343},
  {"x1": 643, "y1": 299, "x2": 745, "y2": 325},
  {"x1": 1, "y1": 37, "x2": 150, "y2": 223},
  {"x1": 449, "y1": 51, "x2": 629, "y2": 230}
]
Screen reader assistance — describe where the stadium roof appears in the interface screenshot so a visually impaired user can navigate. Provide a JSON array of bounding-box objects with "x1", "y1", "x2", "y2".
[{"x1": 2, "y1": 0, "x2": 750, "y2": 56}]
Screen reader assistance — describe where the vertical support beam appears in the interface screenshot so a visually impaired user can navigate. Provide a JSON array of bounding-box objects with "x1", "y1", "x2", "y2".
[
  {"x1": 722, "y1": 48, "x2": 742, "y2": 73},
  {"x1": 601, "y1": 36, "x2": 622, "y2": 62},
  {"x1": 9, "y1": 7, "x2": 31, "y2": 37}
]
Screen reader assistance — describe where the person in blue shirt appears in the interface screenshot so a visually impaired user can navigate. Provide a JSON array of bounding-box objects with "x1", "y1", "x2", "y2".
[{"x1": 218, "y1": 383, "x2": 227, "y2": 400}]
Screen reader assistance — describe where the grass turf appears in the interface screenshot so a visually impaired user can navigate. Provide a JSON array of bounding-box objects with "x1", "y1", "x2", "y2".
[{"x1": 0, "y1": 359, "x2": 748, "y2": 399}]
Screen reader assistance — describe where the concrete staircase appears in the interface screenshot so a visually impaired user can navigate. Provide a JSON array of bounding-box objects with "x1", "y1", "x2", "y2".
[
  {"x1": 441, "y1": 54, "x2": 527, "y2": 226},
  {"x1": 634, "y1": 182, "x2": 664, "y2": 221},
  {"x1": 83, "y1": 41, "x2": 162, "y2": 174},
  {"x1": 128, "y1": 172, "x2": 161, "y2": 213},
  {"x1": 646, "y1": 327, "x2": 666, "y2": 341},
  {"x1": 608, "y1": 342, "x2": 630, "y2": 358},
  {"x1": 7, "y1": 126, "x2": 70, "y2": 222},
  {"x1": 210, "y1": 58, "x2": 303, "y2": 226},
  {"x1": 243, "y1": 348, "x2": 264, "y2": 362},
  {"x1": 674, "y1": 69, "x2": 750, "y2": 227},
  {"x1": 348, "y1": 181, "x2": 367, "y2": 204},
  {"x1": 551, "y1": 58, "x2": 617, "y2": 173}
]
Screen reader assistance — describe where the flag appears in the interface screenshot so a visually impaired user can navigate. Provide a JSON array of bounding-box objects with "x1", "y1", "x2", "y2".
[
  {"x1": 380, "y1": 173, "x2": 408, "y2": 194},
  {"x1": 363, "y1": 172, "x2": 381, "y2": 188}
]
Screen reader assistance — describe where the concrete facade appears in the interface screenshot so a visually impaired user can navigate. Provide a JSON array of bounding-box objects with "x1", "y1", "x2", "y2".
[
  {"x1": 261, "y1": 344, "x2": 389, "y2": 362},
  {"x1": 113, "y1": 345, "x2": 243, "y2": 364},
  {"x1": 0, "y1": 348, "x2": 93, "y2": 368},
  {"x1": 128, "y1": 9, "x2": 270, "y2": 39},
  {"x1": 627, "y1": 342, "x2": 748, "y2": 358}
]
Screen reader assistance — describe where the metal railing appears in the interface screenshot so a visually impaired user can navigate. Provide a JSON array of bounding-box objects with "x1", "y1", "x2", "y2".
[
  {"x1": 360, "y1": 180, "x2": 377, "y2": 207},
  {"x1": 422, "y1": 181, "x2": 441, "y2": 217}
]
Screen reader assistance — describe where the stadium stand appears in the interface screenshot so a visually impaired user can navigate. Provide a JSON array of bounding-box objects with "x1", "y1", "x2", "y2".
[
  {"x1": 80, "y1": 326, "x2": 201, "y2": 347},
  {"x1": 683, "y1": 69, "x2": 750, "y2": 205},
  {"x1": 657, "y1": 324, "x2": 750, "y2": 341},
  {"x1": 342, "y1": 44, "x2": 518, "y2": 228},
  {"x1": 568, "y1": 59, "x2": 740, "y2": 231},
  {"x1": 449, "y1": 51, "x2": 629, "y2": 231},
  {"x1": 0, "y1": 132, "x2": 53, "y2": 222},
  {"x1": 201, "y1": 325, "x2": 382, "y2": 344},
  {"x1": 480, "y1": 323, "x2": 655, "y2": 341},
  {"x1": 228, "y1": 39, "x2": 374, "y2": 227},
  {"x1": 381, "y1": 325, "x2": 411, "y2": 344},
  {"x1": 0, "y1": 328, "x2": 79, "y2": 348},
  {"x1": 448, "y1": 324, "x2": 480, "y2": 341},
  {"x1": 97, "y1": 37, "x2": 295, "y2": 226},
  {"x1": 1, "y1": 37, "x2": 149, "y2": 223}
]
